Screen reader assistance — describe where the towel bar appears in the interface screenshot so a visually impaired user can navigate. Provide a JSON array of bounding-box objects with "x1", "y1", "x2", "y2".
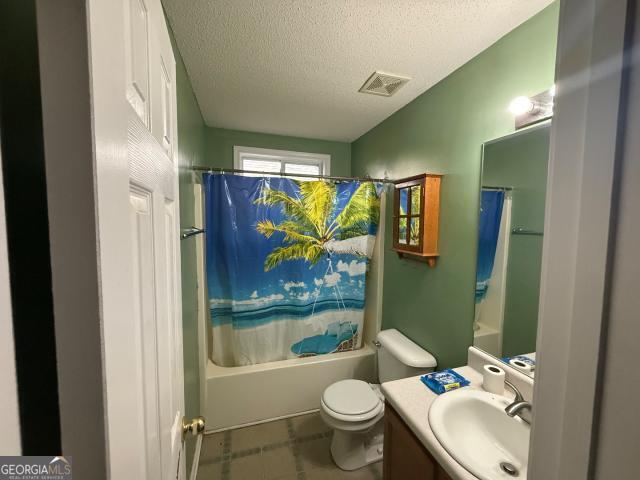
[
  {"x1": 511, "y1": 227, "x2": 543, "y2": 236},
  {"x1": 181, "y1": 227, "x2": 204, "y2": 239}
]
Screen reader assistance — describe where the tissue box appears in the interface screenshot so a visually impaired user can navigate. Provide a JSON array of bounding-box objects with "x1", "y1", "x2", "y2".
[{"x1": 421, "y1": 369, "x2": 470, "y2": 395}]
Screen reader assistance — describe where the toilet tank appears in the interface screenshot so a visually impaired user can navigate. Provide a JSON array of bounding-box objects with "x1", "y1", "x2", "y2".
[{"x1": 376, "y1": 329, "x2": 437, "y2": 383}]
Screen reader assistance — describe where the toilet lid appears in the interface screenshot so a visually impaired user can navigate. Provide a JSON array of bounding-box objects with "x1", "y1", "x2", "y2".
[{"x1": 322, "y1": 380, "x2": 381, "y2": 416}]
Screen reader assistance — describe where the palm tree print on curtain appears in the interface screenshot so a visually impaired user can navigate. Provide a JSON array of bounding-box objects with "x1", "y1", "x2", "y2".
[
  {"x1": 204, "y1": 173, "x2": 382, "y2": 367},
  {"x1": 254, "y1": 181, "x2": 380, "y2": 268}
]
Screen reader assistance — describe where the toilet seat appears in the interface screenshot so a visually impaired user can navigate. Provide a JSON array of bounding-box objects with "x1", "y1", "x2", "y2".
[{"x1": 321, "y1": 380, "x2": 383, "y2": 422}]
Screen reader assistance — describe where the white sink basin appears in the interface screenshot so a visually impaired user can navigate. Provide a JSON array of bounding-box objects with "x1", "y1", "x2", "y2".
[{"x1": 428, "y1": 388, "x2": 530, "y2": 480}]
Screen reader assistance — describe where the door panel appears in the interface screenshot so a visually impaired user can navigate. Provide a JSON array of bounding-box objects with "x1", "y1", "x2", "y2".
[
  {"x1": 124, "y1": 0, "x2": 150, "y2": 126},
  {"x1": 150, "y1": 21, "x2": 175, "y2": 158},
  {"x1": 157, "y1": 199, "x2": 184, "y2": 478},
  {"x1": 160, "y1": 60, "x2": 173, "y2": 155},
  {"x1": 129, "y1": 187, "x2": 162, "y2": 480}
]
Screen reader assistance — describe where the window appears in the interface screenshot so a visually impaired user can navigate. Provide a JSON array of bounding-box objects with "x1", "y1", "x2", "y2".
[{"x1": 233, "y1": 146, "x2": 330, "y2": 179}]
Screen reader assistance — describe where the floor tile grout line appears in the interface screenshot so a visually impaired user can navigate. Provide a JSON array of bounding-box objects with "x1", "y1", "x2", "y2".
[
  {"x1": 198, "y1": 415, "x2": 346, "y2": 480},
  {"x1": 220, "y1": 429, "x2": 233, "y2": 480},
  {"x1": 286, "y1": 418, "x2": 297, "y2": 442},
  {"x1": 286, "y1": 418, "x2": 307, "y2": 476},
  {"x1": 202, "y1": 431, "x2": 332, "y2": 465}
]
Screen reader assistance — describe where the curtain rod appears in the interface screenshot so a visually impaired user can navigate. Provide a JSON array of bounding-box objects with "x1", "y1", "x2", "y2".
[{"x1": 190, "y1": 166, "x2": 394, "y2": 184}]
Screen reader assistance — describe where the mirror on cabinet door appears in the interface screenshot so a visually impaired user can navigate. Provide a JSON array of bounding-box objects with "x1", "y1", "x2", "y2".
[{"x1": 473, "y1": 121, "x2": 551, "y2": 378}]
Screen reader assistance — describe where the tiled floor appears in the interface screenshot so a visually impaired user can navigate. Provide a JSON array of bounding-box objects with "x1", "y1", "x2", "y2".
[{"x1": 197, "y1": 412, "x2": 383, "y2": 480}]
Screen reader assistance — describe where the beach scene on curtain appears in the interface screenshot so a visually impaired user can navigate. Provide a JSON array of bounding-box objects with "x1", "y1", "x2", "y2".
[{"x1": 204, "y1": 173, "x2": 382, "y2": 367}]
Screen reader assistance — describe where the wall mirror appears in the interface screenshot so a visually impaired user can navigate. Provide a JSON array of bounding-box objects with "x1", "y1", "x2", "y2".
[{"x1": 473, "y1": 121, "x2": 551, "y2": 378}]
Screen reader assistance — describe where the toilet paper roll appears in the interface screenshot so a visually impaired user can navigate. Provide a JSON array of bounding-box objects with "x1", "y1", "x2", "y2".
[
  {"x1": 509, "y1": 358, "x2": 533, "y2": 373},
  {"x1": 482, "y1": 364, "x2": 506, "y2": 394}
]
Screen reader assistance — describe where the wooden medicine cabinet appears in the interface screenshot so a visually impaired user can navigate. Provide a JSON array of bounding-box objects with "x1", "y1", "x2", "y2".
[{"x1": 392, "y1": 173, "x2": 442, "y2": 267}]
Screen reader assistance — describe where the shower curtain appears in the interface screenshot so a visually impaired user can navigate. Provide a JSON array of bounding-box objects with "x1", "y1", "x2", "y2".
[
  {"x1": 475, "y1": 189, "x2": 505, "y2": 303},
  {"x1": 204, "y1": 173, "x2": 382, "y2": 367}
]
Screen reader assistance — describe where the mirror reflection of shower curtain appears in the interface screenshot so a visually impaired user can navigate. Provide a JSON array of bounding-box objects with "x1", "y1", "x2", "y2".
[
  {"x1": 476, "y1": 190, "x2": 505, "y2": 308},
  {"x1": 204, "y1": 173, "x2": 381, "y2": 367}
]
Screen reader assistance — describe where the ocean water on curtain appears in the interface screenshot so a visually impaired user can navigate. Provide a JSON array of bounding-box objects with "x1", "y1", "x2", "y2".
[
  {"x1": 475, "y1": 189, "x2": 505, "y2": 303},
  {"x1": 204, "y1": 173, "x2": 382, "y2": 367}
]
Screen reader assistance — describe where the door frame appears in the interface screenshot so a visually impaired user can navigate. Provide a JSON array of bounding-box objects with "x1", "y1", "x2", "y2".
[
  {"x1": 1, "y1": 0, "x2": 63, "y2": 455},
  {"x1": 0, "y1": 131, "x2": 21, "y2": 455},
  {"x1": 35, "y1": 1, "x2": 107, "y2": 476},
  {"x1": 529, "y1": 0, "x2": 635, "y2": 478},
  {"x1": 30, "y1": 0, "x2": 637, "y2": 477}
]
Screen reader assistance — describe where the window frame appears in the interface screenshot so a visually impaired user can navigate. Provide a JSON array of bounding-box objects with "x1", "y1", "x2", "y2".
[{"x1": 233, "y1": 146, "x2": 331, "y2": 177}]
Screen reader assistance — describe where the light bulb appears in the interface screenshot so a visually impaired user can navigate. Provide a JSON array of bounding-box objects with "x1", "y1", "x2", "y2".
[{"x1": 508, "y1": 96, "x2": 535, "y2": 116}]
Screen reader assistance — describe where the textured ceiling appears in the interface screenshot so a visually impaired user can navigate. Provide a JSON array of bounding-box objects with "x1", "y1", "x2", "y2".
[{"x1": 163, "y1": 0, "x2": 554, "y2": 142}]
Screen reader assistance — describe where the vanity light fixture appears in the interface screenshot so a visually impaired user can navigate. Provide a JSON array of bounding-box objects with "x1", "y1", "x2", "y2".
[
  {"x1": 508, "y1": 96, "x2": 536, "y2": 116},
  {"x1": 508, "y1": 86, "x2": 554, "y2": 129}
]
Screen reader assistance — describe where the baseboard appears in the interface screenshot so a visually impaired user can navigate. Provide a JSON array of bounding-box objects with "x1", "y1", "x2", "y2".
[{"x1": 204, "y1": 408, "x2": 320, "y2": 434}]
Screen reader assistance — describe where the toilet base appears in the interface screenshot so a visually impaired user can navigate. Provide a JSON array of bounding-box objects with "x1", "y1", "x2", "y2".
[{"x1": 329, "y1": 421, "x2": 384, "y2": 471}]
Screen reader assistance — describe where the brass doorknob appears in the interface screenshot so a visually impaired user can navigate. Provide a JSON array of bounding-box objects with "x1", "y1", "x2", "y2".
[{"x1": 182, "y1": 416, "x2": 206, "y2": 440}]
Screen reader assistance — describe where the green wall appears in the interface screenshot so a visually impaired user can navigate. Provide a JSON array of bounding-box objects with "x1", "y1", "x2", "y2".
[
  {"x1": 202, "y1": 127, "x2": 351, "y2": 176},
  {"x1": 168, "y1": 23, "x2": 206, "y2": 477},
  {"x1": 351, "y1": 3, "x2": 559, "y2": 368},
  {"x1": 482, "y1": 125, "x2": 550, "y2": 357}
]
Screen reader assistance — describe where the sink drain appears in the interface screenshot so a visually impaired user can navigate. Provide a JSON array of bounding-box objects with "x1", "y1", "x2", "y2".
[{"x1": 499, "y1": 462, "x2": 519, "y2": 476}]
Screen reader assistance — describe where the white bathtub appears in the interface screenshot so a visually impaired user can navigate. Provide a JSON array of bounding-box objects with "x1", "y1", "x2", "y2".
[{"x1": 205, "y1": 345, "x2": 376, "y2": 432}]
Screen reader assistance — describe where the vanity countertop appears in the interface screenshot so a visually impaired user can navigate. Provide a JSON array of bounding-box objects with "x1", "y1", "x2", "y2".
[{"x1": 381, "y1": 366, "x2": 514, "y2": 480}]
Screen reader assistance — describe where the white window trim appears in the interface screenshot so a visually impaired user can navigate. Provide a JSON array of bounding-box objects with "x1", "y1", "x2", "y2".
[{"x1": 233, "y1": 145, "x2": 331, "y2": 176}]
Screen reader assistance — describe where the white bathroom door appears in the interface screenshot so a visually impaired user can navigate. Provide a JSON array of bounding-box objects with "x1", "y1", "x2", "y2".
[{"x1": 87, "y1": 0, "x2": 185, "y2": 478}]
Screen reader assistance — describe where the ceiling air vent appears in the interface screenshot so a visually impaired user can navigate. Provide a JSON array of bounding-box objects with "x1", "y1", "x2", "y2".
[{"x1": 359, "y1": 71, "x2": 411, "y2": 97}]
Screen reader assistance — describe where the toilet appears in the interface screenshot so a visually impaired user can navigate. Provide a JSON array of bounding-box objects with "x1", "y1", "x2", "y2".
[{"x1": 320, "y1": 328, "x2": 437, "y2": 471}]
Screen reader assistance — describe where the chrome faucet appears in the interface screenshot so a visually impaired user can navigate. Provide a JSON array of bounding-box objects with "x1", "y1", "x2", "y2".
[{"x1": 504, "y1": 380, "x2": 532, "y2": 424}]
